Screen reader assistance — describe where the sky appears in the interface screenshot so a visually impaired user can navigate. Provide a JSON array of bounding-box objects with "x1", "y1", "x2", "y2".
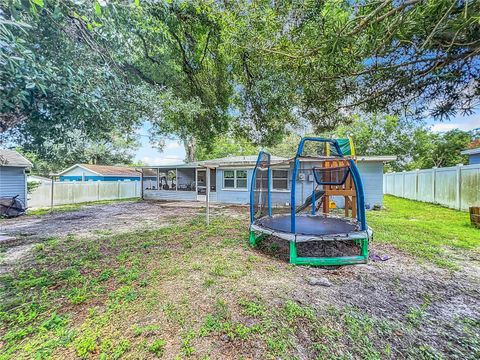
[
  {"x1": 135, "y1": 122, "x2": 186, "y2": 166},
  {"x1": 135, "y1": 112, "x2": 480, "y2": 165}
]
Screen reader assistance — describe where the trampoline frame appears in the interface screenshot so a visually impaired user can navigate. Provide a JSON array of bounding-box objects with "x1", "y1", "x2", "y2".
[{"x1": 249, "y1": 137, "x2": 370, "y2": 266}]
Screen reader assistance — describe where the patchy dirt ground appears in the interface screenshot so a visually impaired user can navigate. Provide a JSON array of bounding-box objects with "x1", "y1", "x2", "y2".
[
  {"x1": 0, "y1": 200, "x2": 241, "y2": 275},
  {"x1": 0, "y1": 200, "x2": 479, "y2": 359}
]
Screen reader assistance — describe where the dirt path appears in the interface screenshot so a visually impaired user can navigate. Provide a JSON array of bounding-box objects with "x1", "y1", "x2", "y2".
[{"x1": 0, "y1": 200, "x2": 241, "y2": 274}]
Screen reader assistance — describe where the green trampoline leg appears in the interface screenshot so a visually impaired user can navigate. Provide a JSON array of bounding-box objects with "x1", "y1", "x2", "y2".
[
  {"x1": 249, "y1": 231, "x2": 267, "y2": 247},
  {"x1": 360, "y1": 238, "x2": 369, "y2": 258},
  {"x1": 249, "y1": 230, "x2": 256, "y2": 246},
  {"x1": 289, "y1": 241, "x2": 298, "y2": 264}
]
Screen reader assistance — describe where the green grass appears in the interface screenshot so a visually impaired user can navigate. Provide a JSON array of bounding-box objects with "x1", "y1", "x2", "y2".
[
  {"x1": 1, "y1": 198, "x2": 479, "y2": 359},
  {"x1": 27, "y1": 197, "x2": 141, "y2": 216},
  {"x1": 368, "y1": 195, "x2": 480, "y2": 269}
]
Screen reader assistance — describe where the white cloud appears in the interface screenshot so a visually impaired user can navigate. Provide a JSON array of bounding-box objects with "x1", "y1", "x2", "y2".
[
  {"x1": 142, "y1": 155, "x2": 184, "y2": 166},
  {"x1": 165, "y1": 141, "x2": 182, "y2": 150},
  {"x1": 430, "y1": 116, "x2": 480, "y2": 133},
  {"x1": 430, "y1": 123, "x2": 458, "y2": 133}
]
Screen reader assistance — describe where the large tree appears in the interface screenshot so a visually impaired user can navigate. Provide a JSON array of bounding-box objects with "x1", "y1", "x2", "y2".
[
  {"x1": 98, "y1": 1, "x2": 233, "y2": 161},
  {"x1": 2, "y1": 0, "x2": 479, "y2": 163},
  {"x1": 0, "y1": 1, "x2": 155, "y2": 168},
  {"x1": 227, "y1": 0, "x2": 480, "y2": 136},
  {"x1": 195, "y1": 134, "x2": 258, "y2": 161}
]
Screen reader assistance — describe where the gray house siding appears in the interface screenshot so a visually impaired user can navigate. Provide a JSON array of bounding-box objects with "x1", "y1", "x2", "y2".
[
  {"x1": 356, "y1": 162, "x2": 384, "y2": 208},
  {"x1": 215, "y1": 169, "x2": 252, "y2": 204},
  {"x1": 0, "y1": 166, "x2": 27, "y2": 206}
]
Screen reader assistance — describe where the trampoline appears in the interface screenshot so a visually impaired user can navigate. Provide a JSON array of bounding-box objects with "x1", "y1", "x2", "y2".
[{"x1": 249, "y1": 137, "x2": 371, "y2": 266}]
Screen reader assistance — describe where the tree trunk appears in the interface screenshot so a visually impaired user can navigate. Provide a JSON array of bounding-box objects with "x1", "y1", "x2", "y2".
[{"x1": 184, "y1": 136, "x2": 197, "y2": 163}]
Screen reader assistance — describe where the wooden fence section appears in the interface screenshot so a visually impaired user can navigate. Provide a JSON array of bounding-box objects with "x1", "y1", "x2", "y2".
[
  {"x1": 29, "y1": 181, "x2": 141, "y2": 208},
  {"x1": 383, "y1": 164, "x2": 480, "y2": 211}
]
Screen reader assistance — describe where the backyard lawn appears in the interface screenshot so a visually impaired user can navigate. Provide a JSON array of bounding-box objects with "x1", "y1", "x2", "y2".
[{"x1": 0, "y1": 196, "x2": 479, "y2": 359}]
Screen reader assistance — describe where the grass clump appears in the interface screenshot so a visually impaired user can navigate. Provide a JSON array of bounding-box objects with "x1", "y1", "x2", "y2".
[{"x1": 148, "y1": 339, "x2": 166, "y2": 357}]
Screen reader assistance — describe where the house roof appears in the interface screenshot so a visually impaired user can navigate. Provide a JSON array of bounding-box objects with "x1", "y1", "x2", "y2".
[
  {"x1": 140, "y1": 154, "x2": 395, "y2": 170},
  {"x1": 355, "y1": 155, "x2": 397, "y2": 162},
  {"x1": 299, "y1": 155, "x2": 397, "y2": 163},
  {"x1": 57, "y1": 164, "x2": 141, "y2": 177},
  {"x1": 199, "y1": 155, "x2": 288, "y2": 167},
  {"x1": 0, "y1": 149, "x2": 32, "y2": 168},
  {"x1": 461, "y1": 147, "x2": 480, "y2": 156}
]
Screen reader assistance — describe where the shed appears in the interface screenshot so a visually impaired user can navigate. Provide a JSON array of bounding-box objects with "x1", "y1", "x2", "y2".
[
  {"x1": 461, "y1": 147, "x2": 480, "y2": 165},
  {"x1": 0, "y1": 149, "x2": 32, "y2": 207},
  {"x1": 58, "y1": 164, "x2": 142, "y2": 182}
]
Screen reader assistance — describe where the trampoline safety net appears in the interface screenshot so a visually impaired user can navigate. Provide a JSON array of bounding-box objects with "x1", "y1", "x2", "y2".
[
  {"x1": 252, "y1": 152, "x2": 270, "y2": 221},
  {"x1": 249, "y1": 138, "x2": 369, "y2": 267},
  {"x1": 313, "y1": 166, "x2": 350, "y2": 186}
]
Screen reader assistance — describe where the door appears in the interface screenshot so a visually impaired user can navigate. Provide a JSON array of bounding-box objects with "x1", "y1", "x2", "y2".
[{"x1": 196, "y1": 169, "x2": 206, "y2": 201}]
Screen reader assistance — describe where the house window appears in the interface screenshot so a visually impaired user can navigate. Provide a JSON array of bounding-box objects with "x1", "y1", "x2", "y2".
[
  {"x1": 236, "y1": 170, "x2": 247, "y2": 188},
  {"x1": 272, "y1": 170, "x2": 288, "y2": 190},
  {"x1": 223, "y1": 170, "x2": 248, "y2": 189}
]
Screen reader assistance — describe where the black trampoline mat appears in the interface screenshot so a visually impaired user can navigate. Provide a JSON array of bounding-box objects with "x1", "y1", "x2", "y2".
[{"x1": 256, "y1": 214, "x2": 357, "y2": 236}]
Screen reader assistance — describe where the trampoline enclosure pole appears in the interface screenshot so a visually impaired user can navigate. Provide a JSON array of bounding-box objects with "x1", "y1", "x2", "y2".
[
  {"x1": 267, "y1": 165, "x2": 272, "y2": 216},
  {"x1": 348, "y1": 159, "x2": 367, "y2": 230},
  {"x1": 290, "y1": 158, "x2": 299, "y2": 234},
  {"x1": 311, "y1": 190, "x2": 316, "y2": 215}
]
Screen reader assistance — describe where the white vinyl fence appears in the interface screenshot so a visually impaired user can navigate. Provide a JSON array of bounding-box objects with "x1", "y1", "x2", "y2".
[
  {"x1": 28, "y1": 181, "x2": 141, "y2": 208},
  {"x1": 383, "y1": 164, "x2": 480, "y2": 211}
]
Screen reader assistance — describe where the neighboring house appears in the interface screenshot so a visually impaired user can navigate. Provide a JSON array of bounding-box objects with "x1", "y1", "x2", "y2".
[
  {"x1": 141, "y1": 154, "x2": 395, "y2": 209},
  {"x1": 58, "y1": 164, "x2": 142, "y2": 182},
  {"x1": 0, "y1": 149, "x2": 32, "y2": 207},
  {"x1": 461, "y1": 147, "x2": 480, "y2": 165}
]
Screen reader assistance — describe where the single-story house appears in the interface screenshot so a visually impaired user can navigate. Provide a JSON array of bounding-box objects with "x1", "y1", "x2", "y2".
[
  {"x1": 58, "y1": 164, "x2": 143, "y2": 182},
  {"x1": 461, "y1": 147, "x2": 480, "y2": 165},
  {"x1": 141, "y1": 154, "x2": 396, "y2": 209},
  {"x1": 0, "y1": 149, "x2": 32, "y2": 207}
]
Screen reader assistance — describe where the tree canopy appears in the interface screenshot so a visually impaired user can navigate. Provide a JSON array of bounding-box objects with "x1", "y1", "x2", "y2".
[
  {"x1": 1, "y1": 0, "x2": 479, "y2": 165},
  {"x1": 336, "y1": 115, "x2": 477, "y2": 170},
  {"x1": 1, "y1": 1, "x2": 157, "y2": 171}
]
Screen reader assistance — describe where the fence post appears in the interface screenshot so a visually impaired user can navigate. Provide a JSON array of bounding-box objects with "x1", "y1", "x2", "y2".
[
  {"x1": 97, "y1": 181, "x2": 100, "y2": 201},
  {"x1": 432, "y1": 167, "x2": 437, "y2": 203},
  {"x1": 140, "y1": 169, "x2": 144, "y2": 200},
  {"x1": 50, "y1": 177, "x2": 54, "y2": 212},
  {"x1": 73, "y1": 182, "x2": 76, "y2": 204},
  {"x1": 402, "y1": 170, "x2": 406, "y2": 198},
  {"x1": 456, "y1": 164, "x2": 463, "y2": 210},
  {"x1": 415, "y1": 169, "x2": 419, "y2": 201},
  {"x1": 117, "y1": 181, "x2": 121, "y2": 199}
]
